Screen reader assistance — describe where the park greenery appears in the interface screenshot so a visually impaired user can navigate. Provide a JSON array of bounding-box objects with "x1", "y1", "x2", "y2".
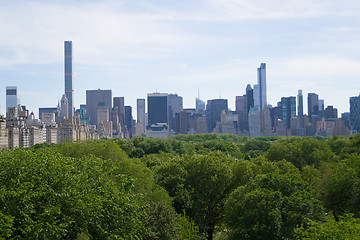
[{"x1": 1, "y1": 133, "x2": 360, "y2": 239}]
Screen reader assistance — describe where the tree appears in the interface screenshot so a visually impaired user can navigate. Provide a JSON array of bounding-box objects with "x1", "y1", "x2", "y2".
[
  {"x1": 156, "y1": 152, "x2": 255, "y2": 240},
  {"x1": 320, "y1": 154, "x2": 360, "y2": 219},
  {"x1": 225, "y1": 173, "x2": 324, "y2": 240},
  {"x1": 56, "y1": 140, "x2": 184, "y2": 239},
  {"x1": 0, "y1": 148, "x2": 146, "y2": 239},
  {"x1": 295, "y1": 215, "x2": 360, "y2": 240},
  {"x1": 266, "y1": 137, "x2": 336, "y2": 169}
]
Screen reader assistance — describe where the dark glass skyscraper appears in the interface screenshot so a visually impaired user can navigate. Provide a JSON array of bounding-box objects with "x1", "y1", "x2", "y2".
[
  {"x1": 206, "y1": 99, "x2": 228, "y2": 133},
  {"x1": 64, "y1": 41, "x2": 73, "y2": 117},
  {"x1": 350, "y1": 94, "x2": 360, "y2": 132},
  {"x1": 281, "y1": 97, "x2": 296, "y2": 129},
  {"x1": 148, "y1": 93, "x2": 168, "y2": 125}
]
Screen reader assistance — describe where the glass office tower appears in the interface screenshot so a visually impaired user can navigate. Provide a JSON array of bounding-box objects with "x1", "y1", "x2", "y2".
[{"x1": 64, "y1": 41, "x2": 73, "y2": 117}]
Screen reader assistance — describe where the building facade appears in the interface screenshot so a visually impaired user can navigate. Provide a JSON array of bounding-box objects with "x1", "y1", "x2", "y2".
[
  {"x1": 206, "y1": 99, "x2": 228, "y2": 133},
  {"x1": 350, "y1": 94, "x2": 360, "y2": 132},
  {"x1": 6, "y1": 86, "x2": 19, "y2": 113},
  {"x1": 64, "y1": 41, "x2": 73, "y2": 117},
  {"x1": 147, "y1": 93, "x2": 168, "y2": 125},
  {"x1": 86, "y1": 89, "x2": 112, "y2": 126}
]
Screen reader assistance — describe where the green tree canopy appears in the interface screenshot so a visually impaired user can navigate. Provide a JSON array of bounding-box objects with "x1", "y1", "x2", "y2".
[
  {"x1": 225, "y1": 173, "x2": 324, "y2": 240},
  {"x1": 0, "y1": 148, "x2": 146, "y2": 239}
]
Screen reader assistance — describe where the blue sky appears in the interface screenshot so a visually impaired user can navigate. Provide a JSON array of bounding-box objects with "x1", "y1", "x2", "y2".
[{"x1": 1, "y1": 0, "x2": 360, "y2": 117}]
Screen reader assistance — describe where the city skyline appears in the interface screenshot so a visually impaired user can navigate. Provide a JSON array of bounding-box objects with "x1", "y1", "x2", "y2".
[{"x1": 1, "y1": 0, "x2": 360, "y2": 116}]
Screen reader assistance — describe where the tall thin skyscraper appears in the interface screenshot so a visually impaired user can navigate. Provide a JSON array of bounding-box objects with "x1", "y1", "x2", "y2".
[
  {"x1": 137, "y1": 99, "x2": 146, "y2": 131},
  {"x1": 6, "y1": 86, "x2": 19, "y2": 113},
  {"x1": 64, "y1": 41, "x2": 73, "y2": 117},
  {"x1": 297, "y1": 90, "x2": 303, "y2": 117},
  {"x1": 257, "y1": 63, "x2": 267, "y2": 112}
]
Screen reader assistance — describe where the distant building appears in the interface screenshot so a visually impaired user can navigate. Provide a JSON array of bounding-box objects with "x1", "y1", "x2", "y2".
[
  {"x1": 39, "y1": 107, "x2": 58, "y2": 121},
  {"x1": 168, "y1": 94, "x2": 183, "y2": 132},
  {"x1": 86, "y1": 89, "x2": 112, "y2": 126},
  {"x1": 195, "y1": 116, "x2": 208, "y2": 134},
  {"x1": 146, "y1": 123, "x2": 169, "y2": 139},
  {"x1": 248, "y1": 107, "x2": 260, "y2": 137},
  {"x1": 6, "y1": 86, "x2": 19, "y2": 113},
  {"x1": 319, "y1": 99, "x2": 325, "y2": 111},
  {"x1": 257, "y1": 63, "x2": 267, "y2": 112},
  {"x1": 246, "y1": 84, "x2": 254, "y2": 112},
  {"x1": 60, "y1": 94, "x2": 69, "y2": 120},
  {"x1": 206, "y1": 99, "x2": 228, "y2": 133},
  {"x1": 350, "y1": 94, "x2": 360, "y2": 132},
  {"x1": 64, "y1": 41, "x2": 74, "y2": 117},
  {"x1": 297, "y1": 90, "x2": 303, "y2": 117},
  {"x1": 58, "y1": 116, "x2": 98, "y2": 142},
  {"x1": 324, "y1": 106, "x2": 338, "y2": 119},
  {"x1": 308, "y1": 93, "x2": 319, "y2": 123},
  {"x1": 196, "y1": 98, "x2": 205, "y2": 113},
  {"x1": 125, "y1": 106, "x2": 134, "y2": 138},
  {"x1": 0, "y1": 116, "x2": 7, "y2": 149},
  {"x1": 137, "y1": 99, "x2": 146, "y2": 133},
  {"x1": 261, "y1": 105, "x2": 272, "y2": 136},
  {"x1": 236, "y1": 95, "x2": 248, "y2": 134},
  {"x1": 7, "y1": 107, "x2": 29, "y2": 149},
  {"x1": 281, "y1": 97, "x2": 296, "y2": 129},
  {"x1": 148, "y1": 93, "x2": 168, "y2": 126},
  {"x1": 113, "y1": 97, "x2": 125, "y2": 134}
]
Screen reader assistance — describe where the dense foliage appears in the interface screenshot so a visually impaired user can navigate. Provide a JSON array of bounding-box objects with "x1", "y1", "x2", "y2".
[{"x1": 1, "y1": 133, "x2": 360, "y2": 239}]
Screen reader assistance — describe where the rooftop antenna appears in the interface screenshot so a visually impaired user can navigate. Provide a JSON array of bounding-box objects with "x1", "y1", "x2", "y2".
[
  {"x1": 219, "y1": 88, "x2": 221, "y2": 99},
  {"x1": 198, "y1": 88, "x2": 200, "y2": 99}
]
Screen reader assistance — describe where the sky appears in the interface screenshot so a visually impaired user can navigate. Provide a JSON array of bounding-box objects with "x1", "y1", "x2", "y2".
[{"x1": 1, "y1": 0, "x2": 360, "y2": 118}]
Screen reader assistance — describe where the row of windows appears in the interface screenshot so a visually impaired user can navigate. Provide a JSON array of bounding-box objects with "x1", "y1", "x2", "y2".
[{"x1": 6, "y1": 89, "x2": 17, "y2": 95}]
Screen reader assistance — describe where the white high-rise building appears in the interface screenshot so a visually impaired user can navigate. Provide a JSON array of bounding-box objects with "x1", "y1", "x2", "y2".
[
  {"x1": 137, "y1": 98, "x2": 146, "y2": 132},
  {"x1": 253, "y1": 63, "x2": 267, "y2": 113},
  {"x1": 6, "y1": 86, "x2": 19, "y2": 113},
  {"x1": 60, "y1": 94, "x2": 69, "y2": 120}
]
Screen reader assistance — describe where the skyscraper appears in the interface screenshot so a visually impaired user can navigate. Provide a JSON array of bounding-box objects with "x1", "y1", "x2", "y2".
[
  {"x1": 195, "y1": 98, "x2": 205, "y2": 113},
  {"x1": 64, "y1": 41, "x2": 73, "y2": 117},
  {"x1": 350, "y1": 94, "x2": 360, "y2": 132},
  {"x1": 137, "y1": 99, "x2": 146, "y2": 131},
  {"x1": 125, "y1": 106, "x2": 134, "y2": 138},
  {"x1": 246, "y1": 84, "x2": 254, "y2": 112},
  {"x1": 6, "y1": 86, "x2": 19, "y2": 113},
  {"x1": 113, "y1": 97, "x2": 125, "y2": 131},
  {"x1": 168, "y1": 94, "x2": 183, "y2": 131},
  {"x1": 147, "y1": 93, "x2": 168, "y2": 125},
  {"x1": 297, "y1": 90, "x2": 303, "y2": 117},
  {"x1": 281, "y1": 97, "x2": 296, "y2": 129},
  {"x1": 257, "y1": 63, "x2": 267, "y2": 112},
  {"x1": 308, "y1": 93, "x2": 319, "y2": 123},
  {"x1": 60, "y1": 94, "x2": 69, "y2": 120},
  {"x1": 86, "y1": 89, "x2": 112, "y2": 126},
  {"x1": 235, "y1": 95, "x2": 248, "y2": 133},
  {"x1": 206, "y1": 99, "x2": 228, "y2": 133}
]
